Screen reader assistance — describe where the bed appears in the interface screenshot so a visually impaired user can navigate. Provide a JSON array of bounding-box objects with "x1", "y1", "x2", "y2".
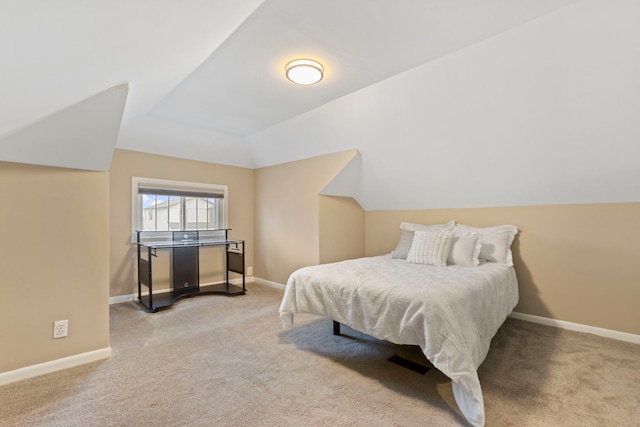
[{"x1": 279, "y1": 222, "x2": 519, "y2": 427}]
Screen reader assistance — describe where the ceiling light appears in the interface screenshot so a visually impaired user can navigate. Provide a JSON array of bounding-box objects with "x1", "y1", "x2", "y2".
[{"x1": 285, "y1": 59, "x2": 324, "y2": 85}]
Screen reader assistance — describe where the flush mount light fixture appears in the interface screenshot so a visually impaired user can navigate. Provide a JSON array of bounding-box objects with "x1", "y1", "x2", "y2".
[{"x1": 285, "y1": 59, "x2": 324, "y2": 85}]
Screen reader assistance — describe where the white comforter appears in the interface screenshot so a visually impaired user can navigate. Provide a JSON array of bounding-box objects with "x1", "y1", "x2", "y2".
[{"x1": 279, "y1": 255, "x2": 519, "y2": 427}]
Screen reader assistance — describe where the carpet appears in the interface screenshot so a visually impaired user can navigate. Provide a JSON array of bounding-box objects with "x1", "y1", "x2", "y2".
[{"x1": 1, "y1": 283, "x2": 638, "y2": 426}]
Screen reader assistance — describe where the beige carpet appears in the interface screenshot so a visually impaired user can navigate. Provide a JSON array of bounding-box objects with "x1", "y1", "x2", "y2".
[{"x1": 1, "y1": 283, "x2": 639, "y2": 426}]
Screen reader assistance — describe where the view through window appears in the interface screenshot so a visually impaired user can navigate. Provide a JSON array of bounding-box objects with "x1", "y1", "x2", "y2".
[
  {"x1": 132, "y1": 177, "x2": 228, "y2": 234},
  {"x1": 140, "y1": 194, "x2": 223, "y2": 231}
]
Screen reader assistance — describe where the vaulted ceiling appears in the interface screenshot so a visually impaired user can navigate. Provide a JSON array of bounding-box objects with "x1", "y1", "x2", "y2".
[{"x1": 2, "y1": 0, "x2": 639, "y2": 210}]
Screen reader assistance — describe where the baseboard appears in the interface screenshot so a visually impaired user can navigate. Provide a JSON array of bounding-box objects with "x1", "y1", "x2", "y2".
[
  {"x1": 509, "y1": 312, "x2": 640, "y2": 345},
  {"x1": 109, "y1": 293, "x2": 142, "y2": 305},
  {"x1": 0, "y1": 347, "x2": 111, "y2": 386},
  {"x1": 109, "y1": 277, "x2": 255, "y2": 305},
  {"x1": 253, "y1": 277, "x2": 285, "y2": 290},
  {"x1": 109, "y1": 288, "x2": 170, "y2": 305}
]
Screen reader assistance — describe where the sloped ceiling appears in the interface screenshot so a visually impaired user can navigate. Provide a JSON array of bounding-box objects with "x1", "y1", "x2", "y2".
[
  {"x1": 0, "y1": 0, "x2": 264, "y2": 170},
  {"x1": 0, "y1": 85, "x2": 128, "y2": 171},
  {"x1": 2, "y1": 0, "x2": 639, "y2": 209}
]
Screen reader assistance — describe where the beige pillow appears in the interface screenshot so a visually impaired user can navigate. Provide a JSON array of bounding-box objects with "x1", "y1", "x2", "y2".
[
  {"x1": 454, "y1": 224, "x2": 518, "y2": 266},
  {"x1": 392, "y1": 230, "x2": 416, "y2": 259},
  {"x1": 447, "y1": 233, "x2": 483, "y2": 266}
]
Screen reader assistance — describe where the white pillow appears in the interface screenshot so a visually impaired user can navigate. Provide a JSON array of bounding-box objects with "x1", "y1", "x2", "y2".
[
  {"x1": 447, "y1": 233, "x2": 483, "y2": 266},
  {"x1": 454, "y1": 224, "x2": 518, "y2": 266},
  {"x1": 406, "y1": 230, "x2": 453, "y2": 267},
  {"x1": 392, "y1": 220, "x2": 455, "y2": 259},
  {"x1": 400, "y1": 219, "x2": 455, "y2": 232}
]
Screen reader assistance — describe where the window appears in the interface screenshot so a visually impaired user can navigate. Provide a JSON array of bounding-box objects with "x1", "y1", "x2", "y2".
[{"x1": 132, "y1": 177, "x2": 228, "y2": 238}]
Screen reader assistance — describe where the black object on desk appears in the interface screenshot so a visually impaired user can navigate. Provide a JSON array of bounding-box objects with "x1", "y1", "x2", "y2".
[{"x1": 136, "y1": 229, "x2": 245, "y2": 312}]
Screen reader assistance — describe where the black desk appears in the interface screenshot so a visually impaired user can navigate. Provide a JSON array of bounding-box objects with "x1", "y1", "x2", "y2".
[{"x1": 136, "y1": 229, "x2": 245, "y2": 312}]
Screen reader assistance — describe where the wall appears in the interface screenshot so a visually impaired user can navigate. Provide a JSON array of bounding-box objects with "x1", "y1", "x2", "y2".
[
  {"x1": 365, "y1": 203, "x2": 640, "y2": 336},
  {"x1": 108, "y1": 149, "x2": 254, "y2": 297},
  {"x1": 319, "y1": 195, "x2": 365, "y2": 264},
  {"x1": 254, "y1": 150, "x2": 358, "y2": 284},
  {"x1": 0, "y1": 161, "x2": 110, "y2": 373}
]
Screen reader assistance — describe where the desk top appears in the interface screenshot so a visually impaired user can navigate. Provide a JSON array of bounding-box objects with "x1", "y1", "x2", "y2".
[{"x1": 138, "y1": 239, "x2": 244, "y2": 249}]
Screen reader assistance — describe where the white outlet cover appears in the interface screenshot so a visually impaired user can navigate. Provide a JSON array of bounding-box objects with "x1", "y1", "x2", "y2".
[{"x1": 53, "y1": 320, "x2": 68, "y2": 339}]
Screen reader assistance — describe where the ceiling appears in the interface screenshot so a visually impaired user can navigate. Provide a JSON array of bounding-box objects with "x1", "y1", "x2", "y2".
[
  {"x1": 150, "y1": 0, "x2": 580, "y2": 137},
  {"x1": 2, "y1": 0, "x2": 639, "y2": 210},
  {"x1": 2, "y1": 0, "x2": 578, "y2": 161}
]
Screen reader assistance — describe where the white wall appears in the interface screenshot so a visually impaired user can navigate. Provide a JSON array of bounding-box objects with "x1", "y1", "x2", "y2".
[{"x1": 248, "y1": 0, "x2": 640, "y2": 210}]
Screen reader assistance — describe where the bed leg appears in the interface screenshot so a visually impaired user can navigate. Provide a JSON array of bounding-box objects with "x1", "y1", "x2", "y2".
[{"x1": 333, "y1": 320, "x2": 341, "y2": 335}]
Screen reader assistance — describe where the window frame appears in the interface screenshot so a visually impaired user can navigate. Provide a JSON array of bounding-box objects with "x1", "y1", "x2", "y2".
[{"x1": 131, "y1": 177, "x2": 228, "y2": 242}]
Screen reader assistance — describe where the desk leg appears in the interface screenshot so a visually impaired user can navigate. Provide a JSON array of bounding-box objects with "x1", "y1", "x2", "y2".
[
  {"x1": 225, "y1": 245, "x2": 230, "y2": 292},
  {"x1": 147, "y1": 246, "x2": 153, "y2": 311},
  {"x1": 137, "y1": 243, "x2": 141, "y2": 302}
]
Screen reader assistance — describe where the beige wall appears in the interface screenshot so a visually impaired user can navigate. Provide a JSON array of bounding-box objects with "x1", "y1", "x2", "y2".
[
  {"x1": 109, "y1": 149, "x2": 254, "y2": 297},
  {"x1": 4, "y1": 147, "x2": 637, "y2": 377},
  {"x1": 0, "y1": 161, "x2": 110, "y2": 373},
  {"x1": 319, "y1": 195, "x2": 365, "y2": 264},
  {"x1": 254, "y1": 150, "x2": 358, "y2": 284},
  {"x1": 365, "y1": 203, "x2": 640, "y2": 335}
]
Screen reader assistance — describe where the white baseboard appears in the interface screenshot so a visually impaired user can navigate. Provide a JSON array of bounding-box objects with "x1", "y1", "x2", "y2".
[
  {"x1": 509, "y1": 312, "x2": 640, "y2": 345},
  {"x1": 229, "y1": 276, "x2": 253, "y2": 286},
  {"x1": 109, "y1": 277, "x2": 255, "y2": 305},
  {"x1": 0, "y1": 347, "x2": 111, "y2": 386},
  {"x1": 109, "y1": 293, "x2": 141, "y2": 305},
  {"x1": 253, "y1": 277, "x2": 285, "y2": 290}
]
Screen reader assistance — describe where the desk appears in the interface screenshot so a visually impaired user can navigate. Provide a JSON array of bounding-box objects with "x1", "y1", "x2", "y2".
[{"x1": 136, "y1": 229, "x2": 245, "y2": 312}]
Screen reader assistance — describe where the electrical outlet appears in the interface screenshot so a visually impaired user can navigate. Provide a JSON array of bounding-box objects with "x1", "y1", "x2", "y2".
[
  {"x1": 53, "y1": 320, "x2": 68, "y2": 339},
  {"x1": 247, "y1": 266, "x2": 253, "y2": 276}
]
